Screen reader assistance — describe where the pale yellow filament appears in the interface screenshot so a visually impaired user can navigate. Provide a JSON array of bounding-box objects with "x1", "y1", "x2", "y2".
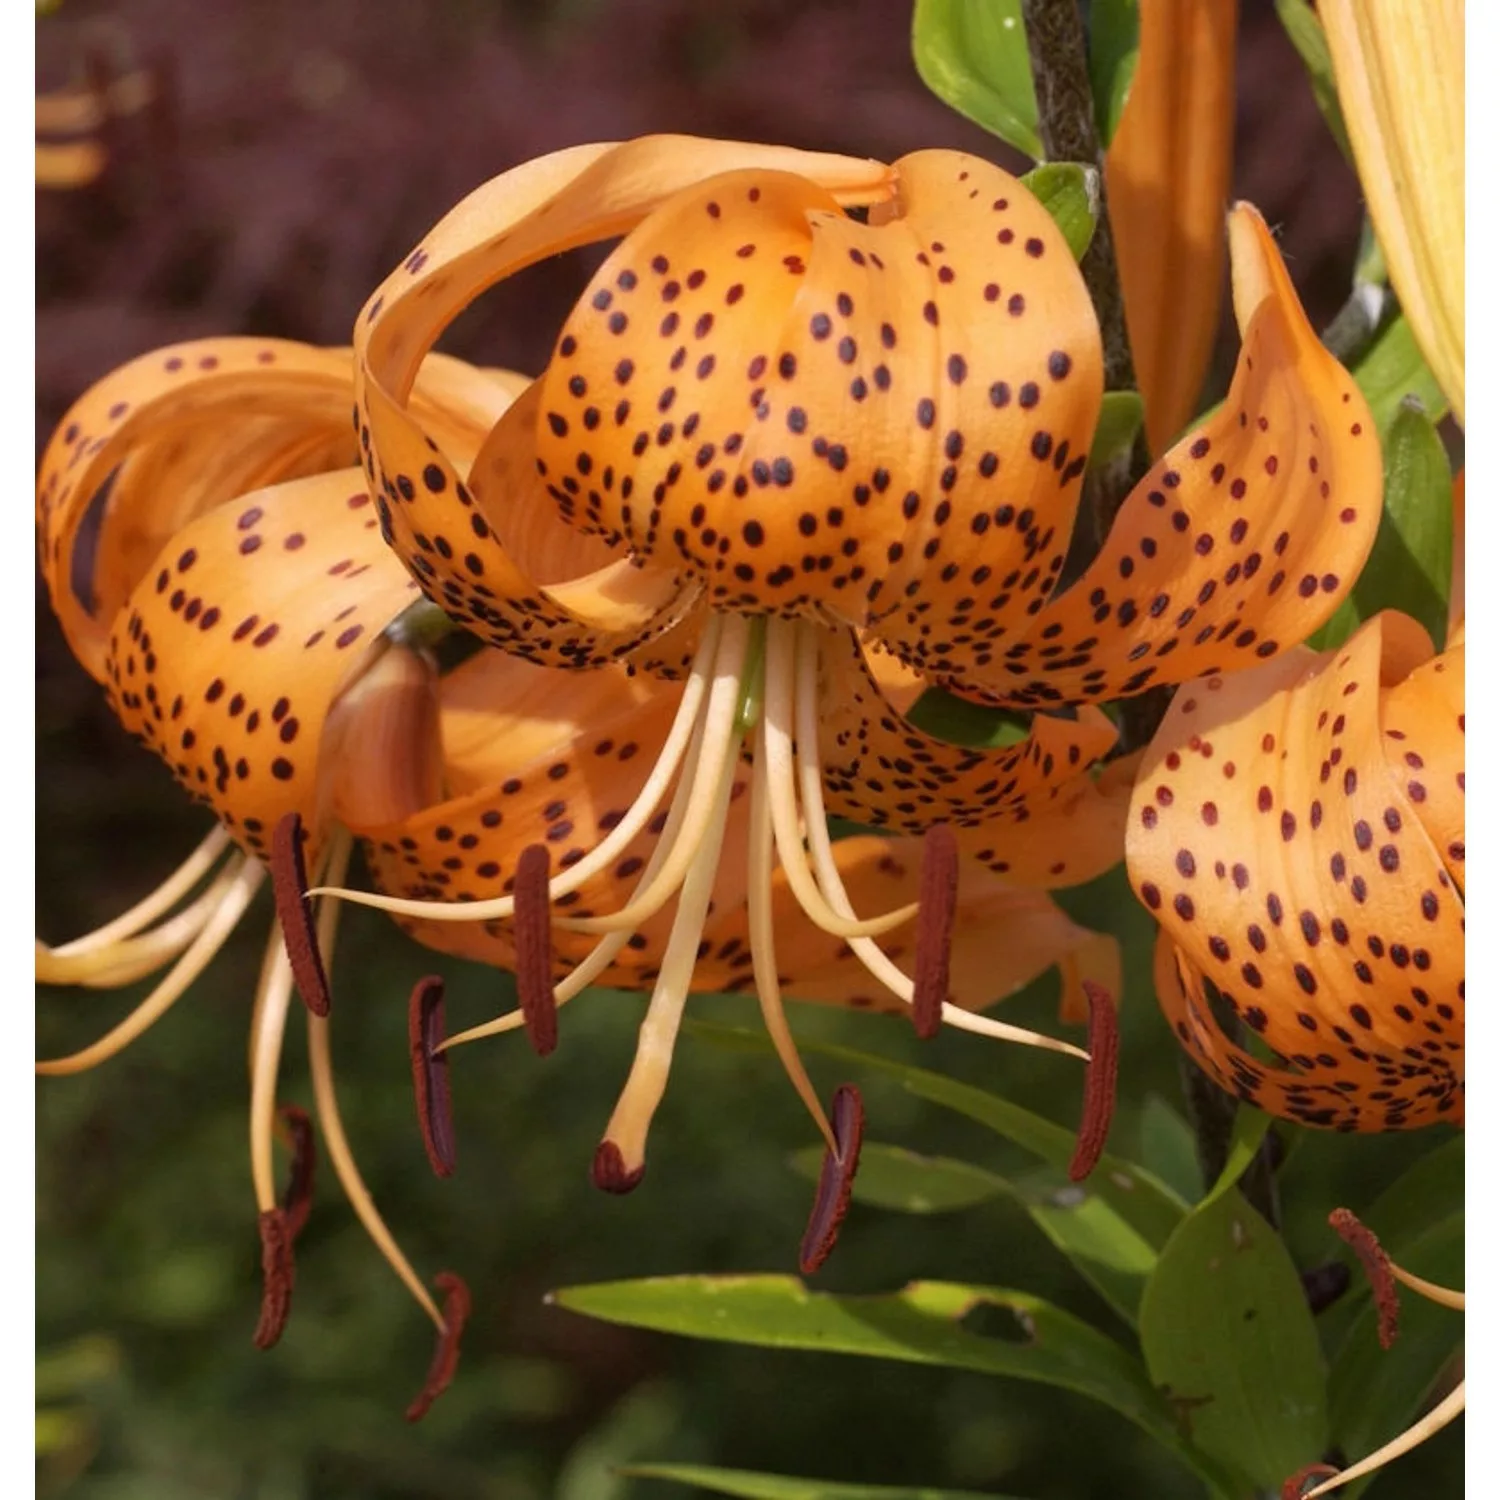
[
  {"x1": 37, "y1": 859, "x2": 266, "y2": 1076},
  {"x1": 789, "y1": 622, "x2": 1088, "y2": 1063},
  {"x1": 1304, "y1": 1381, "x2": 1465, "y2": 1498}
]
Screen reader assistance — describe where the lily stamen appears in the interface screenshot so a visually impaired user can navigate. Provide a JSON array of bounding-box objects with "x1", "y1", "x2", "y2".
[
  {"x1": 404, "y1": 1271, "x2": 473, "y2": 1424},
  {"x1": 253, "y1": 1208, "x2": 295, "y2": 1351},
  {"x1": 1067, "y1": 981, "x2": 1120, "y2": 1181},
  {"x1": 513, "y1": 843, "x2": 559, "y2": 1056},
  {"x1": 278, "y1": 1104, "x2": 317, "y2": 1240},
  {"x1": 270, "y1": 812, "x2": 332, "y2": 1017},
  {"x1": 911, "y1": 825, "x2": 959, "y2": 1040},
  {"x1": 408, "y1": 976, "x2": 455, "y2": 1178},
  {"x1": 799, "y1": 1083, "x2": 865, "y2": 1275}
]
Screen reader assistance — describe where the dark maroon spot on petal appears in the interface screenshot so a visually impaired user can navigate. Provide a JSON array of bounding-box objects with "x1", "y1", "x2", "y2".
[
  {"x1": 409, "y1": 976, "x2": 455, "y2": 1177},
  {"x1": 911, "y1": 825, "x2": 957, "y2": 1039},
  {"x1": 1068, "y1": 982, "x2": 1119, "y2": 1182},
  {"x1": 270, "y1": 813, "x2": 331, "y2": 1016},
  {"x1": 514, "y1": 844, "x2": 558, "y2": 1057},
  {"x1": 799, "y1": 1083, "x2": 865, "y2": 1274},
  {"x1": 404, "y1": 1272, "x2": 471, "y2": 1422},
  {"x1": 1329, "y1": 1207, "x2": 1400, "y2": 1349},
  {"x1": 253, "y1": 1208, "x2": 294, "y2": 1350},
  {"x1": 277, "y1": 1104, "x2": 316, "y2": 1240}
]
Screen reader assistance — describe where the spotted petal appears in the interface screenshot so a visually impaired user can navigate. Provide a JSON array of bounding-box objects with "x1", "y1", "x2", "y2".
[
  {"x1": 1129, "y1": 611, "x2": 1463, "y2": 1131},
  {"x1": 535, "y1": 149, "x2": 1103, "y2": 695},
  {"x1": 354, "y1": 136, "x2": 895, "y2": 668},
  {"x1": 974, "y1": 203, "x2": 1383, "y2": 709},
  {"x1": 1106, "y1": 0, "x2": 1238, "y2": 451},
  {"x1": 105, "y1": 469, "x2": 420, "y2": 864}
]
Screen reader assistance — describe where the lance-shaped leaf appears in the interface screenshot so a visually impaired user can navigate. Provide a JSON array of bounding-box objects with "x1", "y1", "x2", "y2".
[
  {"x1": 1351, "y1": 313, "x2": 1448, "y2": 438},
  {"x1": 1321, "y1": 0, "x2": 1464, "y2": 425},
  {"x1": 624, "y1": 1463, "x2": 1021, "y2": 1499},
  {"x1": 1129, "y1": 611, "x2": 1464, "y2": 1132},
  {"x1": 1274, "y1": 0, "x2": 1353, "y2": 159},
  {"x1": 911, "y1": 0, "x2": 1041, "y2": 160},
  {"x1": 970, "y1": 204, "x2": 1382, "y2": 710},
  {"x1": 551, "y1": 1275, "x2": 1240, "y2": 1493},
  {"x1": 1106, "y1": 0, "x2": 1238, "y2": 452},
  {"x1": 1020, "y1": 162, "x2": 1098, "y2": 262},
  {"x1": 1139, "y1": 1188, "x2": 1329, "y2": 1489},
  {"x1": 1087, "y1": 0, "x2": 1140, "y2": 146}
]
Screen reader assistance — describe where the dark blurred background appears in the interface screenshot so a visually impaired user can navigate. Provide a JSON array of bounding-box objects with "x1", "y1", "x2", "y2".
[{"x1": 37, "y1": 3, "x2": 1456, "y2": 1497}]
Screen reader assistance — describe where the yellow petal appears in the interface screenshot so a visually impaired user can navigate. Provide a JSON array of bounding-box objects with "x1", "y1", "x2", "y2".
[
  {"x1": 974, "y1": 203, "x2": 1383, "y2": 709},
  {"x1": 1321, "y1": 0, "x2": 1464, "y2": 424},
  {"x1": 535, "y1": 150, "x2": 1103, "y2": 695},
  {"x1": 1106, "y1": 0, "x2": 1238, "y2": 451},
  {"x1": 1129, "y1": 612, "x2": 1463, "y2": 1131}
]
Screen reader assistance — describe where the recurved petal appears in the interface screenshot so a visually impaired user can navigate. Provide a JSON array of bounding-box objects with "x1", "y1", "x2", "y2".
[
  {"x1": 37, "y1": 338, "x2": 358, "y2": 681},
  {"x1": 105, "y1": 469, "x2": 420, "y2": 863},
  {"x1": 354, "y1": 137, "x2": 893, "y2": 667},
  {"x1": 975, "y1": 204, "x2": 1382, "y2": 710},
  {"x1": 1128, "y1": 612, "x2": 1463, "y2": 1132},
  {"x1": 536, "y1": 150, "x2": 1103, "y2": 692},
  {"x1": 816, "y1": 628, "x2": 1118, "y2": 836},
  {"x1": 1106, "y1": 0, "x2": 1238, "y2": 452},
  {"x1": 1322, "y1": 0, "x2": 1464, "y2": 424}
]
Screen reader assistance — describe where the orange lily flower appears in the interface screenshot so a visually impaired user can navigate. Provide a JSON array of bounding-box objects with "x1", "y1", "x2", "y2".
[
  {"x1": 1128, "y1": 607, "x2": 1463, "y2": 1131},
  {"x1": 321, "y1": 134, "x2": 1380, "y2": 1184},
  {"x1": 1105, "y1": 0, "x2": 1239, "y2": 452}
]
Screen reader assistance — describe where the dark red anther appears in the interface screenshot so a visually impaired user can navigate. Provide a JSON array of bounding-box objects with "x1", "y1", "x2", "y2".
[
  {"x1": 911, "y1": 824, "x2": 958, "y2": 1039},
  {"x1": 514, "y1": 843, "x2": 558, "y2": 1056},
  {"x1": 270, "y1": 812, "x2": 331, "y2": 1016},
  {"x1": 408, "y1": 975, "x2": 455, "y2": 1178},
  {"x1": 253, "y1": 1207, "x2": 294, "y2": 1350},
  {"x1": 404, "y1": 1271, "x2": 471, "y2": 1422},
  {"x1": 590, "y1": 1139, "x2": 645, "y2": 1194},
  {"x1": 278, "y1": 1104, "x2": 316, "y2": 1240},
  {"x1": 799, "y1": 1083, "x2": 865, "y2": 1275},
  {"x1": 1329, "y1": 1207, "x2": 1400, "y2": 1349},
  {"x1": 1068, "y1": 980, "x2": 1119, "y2": 1182},
  {"x1": 1281, "y1": 1463, "x2": 1340, "y2": 1499}
]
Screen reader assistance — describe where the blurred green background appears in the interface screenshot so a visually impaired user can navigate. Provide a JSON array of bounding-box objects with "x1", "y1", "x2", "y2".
[{"x1": 37, "y1": 2, "x2": 1460, "y2": 1496}]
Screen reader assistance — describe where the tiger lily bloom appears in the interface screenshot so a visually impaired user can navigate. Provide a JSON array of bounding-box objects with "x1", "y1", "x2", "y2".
[
  {"x1": 1321, "y1": 0, "x2": 1464, "y2": 424},
  {"x1": 318, "y1": 133, "x2": 1381, "y2": 1186},
  {"x1": 1283, "y1": 1210, "x2": 1463, "y2": 1499},
  {"x1": 1105, "y1": 0, "x2": 1239, "y2": 451},
  {"x1": 1128, "y1": 606, "x2": 1464, "y2": 1131}
]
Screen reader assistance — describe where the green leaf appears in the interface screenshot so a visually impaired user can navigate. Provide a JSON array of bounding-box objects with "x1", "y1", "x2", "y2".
[
  {"x1": 1326, "y1": 1137, "x2": 1463, "y2": 1494},
  {"x1": 1140, "y1": 1189, "x2": 1328, "y2": 1489},
  {"x1": 787, "y1": 1142, "x2": 1157, "y2": 1326},
  {"x1": 787, "y1": 1141, "x2": 1007, "y2": 1215},
  {"x1": 622, "y1": 1462, "x2": 1015, "y2": 1499},
  {"x1": 685, "y1": 1021, "x2": 1189, "y2": 1253},
  {"x1": 1087, "y1": 390, "x2": 1145, "y2": 473},
  {"x1": 903, "y1": 688, "x2": 1031, "y2": 748},
  {"x1": 1201, "y1": 1108, "x2": 1273, "y2": 1209},
  {"x1": 1352, "y1": 314, "x2": 1449, "y2": 438},
  {"x1": 1020, "y1": 162, "x2": 1099, "y2": 262},
  {"x1": 1136, "y1": 1094, "x2": 1203, "y2": 1205},
  {"x1": 1311, "y1": 395, "x2": 1453, "y2": 651},
  {"x1": 1273, "y1": 0, "x2": 1353, "y2": 160},
  {"x1": 1086, "y1": 0, "x2": 1139, "y2": 146},
  {"x1": 553, "y1": 1274, "x2": 1238, "y2": 1493},
  {"x1": 911, "y1": 0, "x2": 1040, "y2": 159}
]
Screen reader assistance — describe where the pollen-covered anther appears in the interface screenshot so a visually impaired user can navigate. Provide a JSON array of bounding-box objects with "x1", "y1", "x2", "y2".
[
  {"x1": 270, "y1": 812, "x2": 331, "y2": 1016},
  {"x1": 514, "y1": 843, "x2": 559, "y2": 1057},
  {"x1": 404, "y1": 1271, "x2": 472, "y2": 1423},
  {"x1": 253, "y1": 1207, "x2": 295, "y2": 1350},
  {"x1": 799, "y1": 1083, "x2": 865, "y2": 1275},
  {"x1": 1282, "y1": 1465, "x2": 1340, "y2": 1500},
  {"x1": 1328, "y1": 1206, "x2": 1400, "y2": 1348},
  {"x1": 911, "y1": 824, "x2": 958, "y2": 1039},
  {"x1": 408, "y1": 975, "x2": 456, "y2": 1177},
  {"x1": 1068, "y1": 981, "x2": 1119, "y2": 1182},
  {"x1": 277, "y1": 1104, "x2": 316, "y2": 1240},
  {"x1": 590, "y1": 1140, "x2": 646, "y2": 1194}
]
